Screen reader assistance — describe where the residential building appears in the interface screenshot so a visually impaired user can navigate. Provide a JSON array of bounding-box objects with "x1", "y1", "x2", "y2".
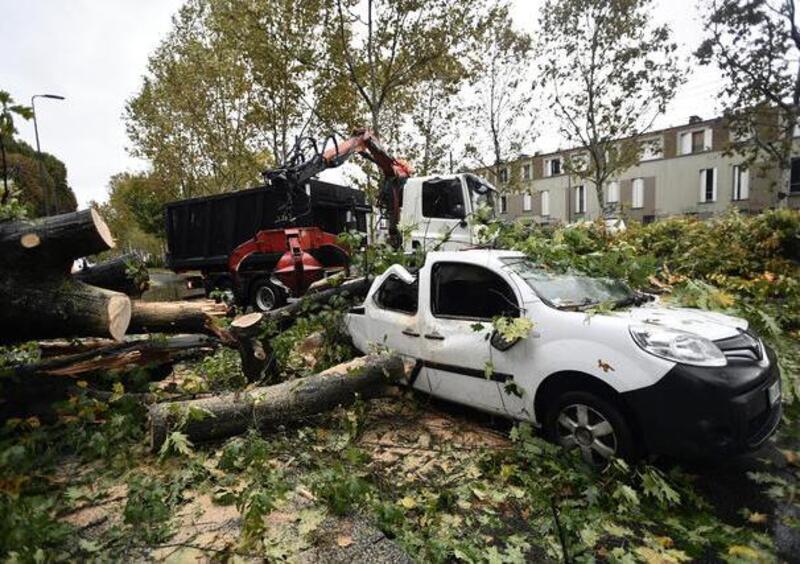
[{"x1": 480, "y1": 115, "x2": 800, "y2": 224}]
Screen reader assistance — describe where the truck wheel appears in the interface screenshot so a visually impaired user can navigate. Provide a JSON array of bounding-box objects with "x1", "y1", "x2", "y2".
[
  {"x1": 250, "y1": 279, "x2": 284, "y2": 312},
  {"x1": 544, "y1": 391, "x2": 636, "y2": 467}
]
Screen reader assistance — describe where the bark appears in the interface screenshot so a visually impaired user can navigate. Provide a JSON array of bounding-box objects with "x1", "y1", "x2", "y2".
[
  {"x1": 73, "y1": 253, "x2": 150, "y2": 297},
  {"x1": 0, "y1": 274, "x2": 131, "y2": 344},
  {"x1": 37, "y1": 338, "x2": 117, "y2": 357},
  {"x1": 0, "y1": 208, "x2": 114, "y2": 271},
  {"x1": 148, "y1": 354, "x2": 404, "y2": 451},
  {"x1": 2, "y1": 334, "x2": 215, "y2": 379},
  {"x1": 127, "y1": 300, "x2": 229, "y2": 335}
]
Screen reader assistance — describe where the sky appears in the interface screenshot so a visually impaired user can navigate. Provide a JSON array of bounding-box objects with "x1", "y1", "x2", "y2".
[{"x1": 2, "y1": 0, "x2": 723, "y2": 208}]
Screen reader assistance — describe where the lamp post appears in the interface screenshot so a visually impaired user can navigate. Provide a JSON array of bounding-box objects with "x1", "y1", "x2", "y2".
[{"x1": 31, "y1": 93, "x2": 65, "y2": 216}]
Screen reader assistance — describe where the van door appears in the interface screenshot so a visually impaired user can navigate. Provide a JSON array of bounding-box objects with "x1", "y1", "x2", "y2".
[
  {"x1": 361, "y1": 269, "x2": 423, "y2": 374},
  {"x1": 417, "y1": 261, "x2": 521, "y2": 414},
  {"x1": 413, "y1": 178, "x2": 472, "y2": 251}
]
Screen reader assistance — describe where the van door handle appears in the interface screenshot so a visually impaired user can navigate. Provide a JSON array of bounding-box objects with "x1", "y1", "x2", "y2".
[
  {"x1": 424, "y1": 331, "x2": 445, "y2": 341},
  {"x1": 402, "y1": 328, "x2": 420, "y2": 338}
]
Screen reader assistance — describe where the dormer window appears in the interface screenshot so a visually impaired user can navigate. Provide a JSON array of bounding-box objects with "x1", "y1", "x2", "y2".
[{"x1": 544, "y1": 157, "x2": 562, "y2": 177}]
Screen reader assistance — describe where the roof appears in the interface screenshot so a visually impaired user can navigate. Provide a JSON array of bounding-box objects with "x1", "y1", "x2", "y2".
[{"x1": 425, "y1": 249, "x2": 524, "y2": 267}]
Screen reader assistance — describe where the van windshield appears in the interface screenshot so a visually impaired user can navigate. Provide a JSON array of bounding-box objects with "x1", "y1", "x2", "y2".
[{"x1": 500, "y1": 258, "x2": 636, "y2": 310}]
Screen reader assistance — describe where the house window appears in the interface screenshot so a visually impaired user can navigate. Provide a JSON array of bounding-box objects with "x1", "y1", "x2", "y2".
[
  {"x1": 544, "y1": 157, "x2": 561, "y2": 177},
  {"x1": 499, "y1": 168, "x2": 509, "y2": 184},
  {"x1": 700, "y1": 168, "x2": 717, "y2": 202},
  {"x1": 374, "y1": 275, "x2": 418, "y2": 314},
  {"x1": 680, "y1": 129, "x2": 712, "y2": 155},
  {"x1": 522, "y1": 192, "x2": 532, "y2": 212},
  {"x1": 522, "y1": 164, "x2": 532, "y2": 181},
  {"x1": 541, "y1": 191, "x2": 550, "y2": 216},
  {"x1": 733, "y1": 165, "x2": 749, "y2": 201},
  {"x1": 575, "y1": 185, "x2": 586, "y2": 214},
  {"x1": 640, "y1": 137, "x2": 662, "y2": 161},
  {"x1": 422, "y1": 178, "x2": 465, "y2": 219},
  {"x1": 431, "y1": 263, "x2": 519, "y2": 321},
  {"x1": 606, "y1": 181, "x2": 620, "y2": 204},
  {"x1": 791, "y1": 158, "x2": 800, "y2": 193},
  {"x1": 500, "y1": 194, "x2": 508, "y2": 213},
  {"x1": 632, "y1": 178, "x2": 644, "y2": 209}
]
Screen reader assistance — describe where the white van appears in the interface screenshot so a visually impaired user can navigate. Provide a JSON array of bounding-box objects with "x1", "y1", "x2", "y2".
[{"x1": 345, "y1": 249, "x2": 782, "y2": 464}]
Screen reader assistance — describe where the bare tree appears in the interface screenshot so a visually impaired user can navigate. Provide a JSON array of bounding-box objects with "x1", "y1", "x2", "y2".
[
  {"x1": 463, "y1": 4, "x2": 535, "y2": 192},
  {"x1": 538, "y1": 0, "x2": 685, "y2": 212},
  {"x1": 697, "y1": 0, "x2": 800, "y2": 198}
]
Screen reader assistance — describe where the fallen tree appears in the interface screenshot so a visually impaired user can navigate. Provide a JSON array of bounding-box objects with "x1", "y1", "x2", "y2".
[
  {"x1": 73, "y1": 253, "x2": 150, "y2": 297},
  {"x1": 3, "y1": 334, "x2": 216, "y2": 379},
  {"x1": 230, "y1": 277, "x2": 370, "y2": 382},
  {"x1": 148, "y1": 354, "x2": 404, "y2": 451},
  {"x1": 127, "y1": 300, "x2": 229, "y2": 335}
]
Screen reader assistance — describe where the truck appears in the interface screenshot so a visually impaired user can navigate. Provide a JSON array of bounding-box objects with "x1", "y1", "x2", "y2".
[
  {"x1": 165, "y1": 129, "x2": 500, "y2": 310},
  {"x1": 165, "y1": 179, "x2": 370, "y2": 311},
  {"x1": 346, "y1": 249, "x2": 782, "y2": 464}
]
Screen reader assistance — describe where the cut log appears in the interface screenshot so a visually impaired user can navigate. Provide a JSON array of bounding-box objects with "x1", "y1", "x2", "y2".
[
  {"x1": 127, "y1": 300, "x2": 229, "y2": 335},
  {"x1": 230, "y1": 313, "x2": 271, "y2": 382},
  {"x1": 0, "y1": 275, "x2": 131, "y2": 344},
  {"x1": 0, "y1": 208, "x2": 114, "y2": 271},
  {"x1": 148, "y1": 354, "x2": 404, "y2": 451},
  {"x1": 74, "y1": 253, "x2": 150, "y2": 297}
]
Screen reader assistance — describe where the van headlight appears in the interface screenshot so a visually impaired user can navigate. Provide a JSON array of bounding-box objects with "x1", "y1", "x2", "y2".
[{"x1": 629, "y1": 324, "x2": 727, "y2": 367}]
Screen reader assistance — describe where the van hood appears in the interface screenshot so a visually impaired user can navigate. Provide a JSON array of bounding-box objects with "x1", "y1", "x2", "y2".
[{"x1": 621, "y1": 305, "x2": 748, "y2": 341}]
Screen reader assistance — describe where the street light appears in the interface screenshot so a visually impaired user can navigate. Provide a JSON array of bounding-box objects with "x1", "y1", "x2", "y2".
[{"x1": 31, "y1": 93, "x2": 65, "y2": 216}]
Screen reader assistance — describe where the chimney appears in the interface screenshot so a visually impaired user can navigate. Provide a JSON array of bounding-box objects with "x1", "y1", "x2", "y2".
[{"x1": 689, "y1": 115, "x2": 702, "y2": 124}]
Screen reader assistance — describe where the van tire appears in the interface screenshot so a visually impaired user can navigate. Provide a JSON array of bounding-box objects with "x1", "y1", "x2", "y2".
[{"x1": 544, "y1": 390, "x2": 637, "y2": 466}]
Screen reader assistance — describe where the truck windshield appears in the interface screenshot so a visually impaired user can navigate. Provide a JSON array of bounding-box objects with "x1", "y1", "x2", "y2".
[
  {"x1": 466, "y1": 174, "x2": 496, "y2": 214},
  {"x1": 500, "y1": 258, "x2": 635, "y2": 310}
]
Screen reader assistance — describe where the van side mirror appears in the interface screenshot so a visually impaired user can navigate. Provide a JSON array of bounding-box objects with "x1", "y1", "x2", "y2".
[{"x1": 490, "y1": 329, "x2": 520, "y2": 351}]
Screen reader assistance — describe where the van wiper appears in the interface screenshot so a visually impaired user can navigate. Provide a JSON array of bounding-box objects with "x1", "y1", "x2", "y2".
[{"x1": 612, "y1": 292, "x2": 653, "y2": 309}]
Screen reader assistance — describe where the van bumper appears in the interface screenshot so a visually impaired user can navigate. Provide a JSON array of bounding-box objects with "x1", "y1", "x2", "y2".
[{"x1": 622, "y1": 346, "x2": 782, "y2": 458}]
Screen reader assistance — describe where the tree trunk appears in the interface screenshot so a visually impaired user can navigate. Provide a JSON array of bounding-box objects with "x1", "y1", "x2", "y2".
[
  {"x1": 127, "y1": 300, "x2": 229, "y2": 335},
  {"x1": 73, "y1": 253, "x2": 150, "y2": 297},
  {"x1": 148, "y1": 354, "x2": 404, "y2": 450},
  {"x1": 230, "y1": 312, "x2": 271, "y2": 383},
  {"x1": 0, "y1": 274, "x2": 131, "y2": 344},
  {"x1": 0, "y1": 208, "x2": 114, "y2": 271}
]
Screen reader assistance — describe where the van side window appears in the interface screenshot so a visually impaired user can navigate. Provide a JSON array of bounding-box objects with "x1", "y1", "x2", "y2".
[
  {"x1": 431, "y1": 263, "x2": 518, "y2": 320},
  {"x1": 374, "y1": 275, "x2": 418, "y2": 314},
  {"x1": 422, "y1": 178, "x2": 465, "y2": 219}
]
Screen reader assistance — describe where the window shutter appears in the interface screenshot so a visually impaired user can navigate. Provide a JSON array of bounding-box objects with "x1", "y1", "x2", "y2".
[
  {"x1": 741, "y1": 168, "x2": 749, "y2": 199},
  {"x1": 575, "y1": 187, "x2": 581, "y2": 211},
  {"x1": 680, "y1": 132, "x2": 691, "y2": 155},
  {"x1": 699, "y1": 169, "x2": 707, "y2": 202},
  {"x1": 712, "y1": 167, "x2": 718, "y2": 201},
  {"x1": 541, "y1": 191, "x2": 549, "y2": 216},
  {"x1": 704, "y1": 128, "x2": 713, "y2": 150},
  {"x1": 523, "y1": 193, "x2": 532, "y2": 211}
]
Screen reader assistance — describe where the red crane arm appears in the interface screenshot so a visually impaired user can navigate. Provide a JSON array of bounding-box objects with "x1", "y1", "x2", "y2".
[{"x1": 321, "y1": 128, "x2": 414, "y2": 179}]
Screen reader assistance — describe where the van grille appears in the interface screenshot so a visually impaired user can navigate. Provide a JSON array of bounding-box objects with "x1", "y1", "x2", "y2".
[{"x1": 715, "y1": 331, "x2": 763, "y2": 362}]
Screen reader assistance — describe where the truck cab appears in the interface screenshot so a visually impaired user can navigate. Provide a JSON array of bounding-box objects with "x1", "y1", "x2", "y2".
[{"x1": 388, "y1": 173, "x2": 498, "y2": 252}]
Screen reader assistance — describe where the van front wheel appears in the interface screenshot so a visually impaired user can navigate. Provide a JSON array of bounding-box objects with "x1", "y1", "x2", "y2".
[{"x1": 545, "y1": 391, "x2": 636, "y2": 466}]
